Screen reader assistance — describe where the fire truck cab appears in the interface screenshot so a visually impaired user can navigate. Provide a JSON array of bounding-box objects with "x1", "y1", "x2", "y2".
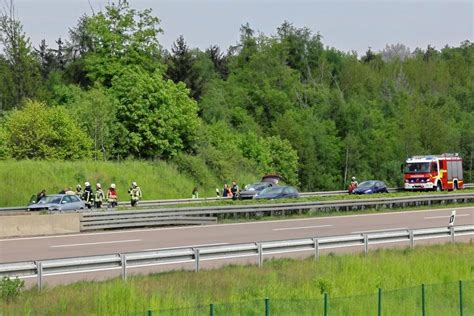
[{"x1": 403, "y1": 153, "x2": 463, "y2": 191}]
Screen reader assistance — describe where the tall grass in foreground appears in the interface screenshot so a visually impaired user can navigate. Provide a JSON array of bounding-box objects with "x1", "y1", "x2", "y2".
[
  {"x1": 1, "y1": 243, "x2": 472, "y2": 315},
  {"x1": 0, "y1": 160, "x2": 257, "y2": 206}
]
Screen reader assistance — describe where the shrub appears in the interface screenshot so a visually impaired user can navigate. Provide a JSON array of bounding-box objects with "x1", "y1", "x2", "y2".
[
  {"x1": 4, "y1": 100, "x2": 92, "y2": 159},
  {"x1": 0, "y1": 277, "x2": 24, "y2": 303}
]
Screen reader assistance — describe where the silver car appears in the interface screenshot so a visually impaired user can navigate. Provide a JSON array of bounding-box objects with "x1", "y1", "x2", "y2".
[{"x1": 27, "y1": 194, "x2": 85, "y2": 212}]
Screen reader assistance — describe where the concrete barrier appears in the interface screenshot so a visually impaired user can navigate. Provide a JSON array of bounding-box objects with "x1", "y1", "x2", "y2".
[{"x1": 0, "y1": 213, "x2": 80, "y2": 238}]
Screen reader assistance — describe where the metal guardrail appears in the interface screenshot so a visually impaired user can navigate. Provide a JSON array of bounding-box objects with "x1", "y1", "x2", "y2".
[
  {"x1": 78, "y1": 192, "x2": 474, "y2": 231},
  {"x1": 81, "y1": 216, "x2": 217, "y2": 230},
  {"x1": 1, "y1": 184, "x2": 473, "y2": 213},
  {"x1": 1, "y1": 224, "x2": 472, "y2": 289}
]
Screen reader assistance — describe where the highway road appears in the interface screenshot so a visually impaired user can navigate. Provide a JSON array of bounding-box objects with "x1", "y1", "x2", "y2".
[{"x1": 1, "y1": 206, "x2": 473, "y2": 264}]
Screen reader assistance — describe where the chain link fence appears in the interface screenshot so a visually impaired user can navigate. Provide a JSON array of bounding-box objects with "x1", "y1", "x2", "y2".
[{"x1": 132, "y1": 280, "x2": 472, "y2": 315}]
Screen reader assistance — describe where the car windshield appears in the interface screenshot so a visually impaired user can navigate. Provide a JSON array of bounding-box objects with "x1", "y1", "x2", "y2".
[
  {"x1": 38, "y1": 196, "x2": 62, "y2": 204},
  {"x1": 405, "y1": 162, "x2": 430, "y2": 173},
  {"x1": 260, "y1": 187, "x2": 284, "y2": 195},
  {"x1": 358, "y1": 181, "x2": 376, "y2": 189},
  {"x1": 247, "y1": 183, "x2": 269, "y2": 191}
]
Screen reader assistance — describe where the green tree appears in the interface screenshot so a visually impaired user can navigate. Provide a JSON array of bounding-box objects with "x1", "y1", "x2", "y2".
[
  {"x1": 4, "y1": 100, "x2": 92, "y2": 159},
  {"x1": 110, "y1": 66, "x2": 200, "y2": 158},
  {"x1": 0, "y1": 0, "x2": 40, "y2": 109},
  {"x1": 84, "y1": 0, "x2": 163, "y2": 86},
  {"x1": 52, "y1": 85, "x2": 117, "y2": 160}
]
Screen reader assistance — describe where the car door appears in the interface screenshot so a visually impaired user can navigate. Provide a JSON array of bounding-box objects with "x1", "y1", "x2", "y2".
[{"x1": 68, "y1": 195, "x2": 84, "y2": 210}]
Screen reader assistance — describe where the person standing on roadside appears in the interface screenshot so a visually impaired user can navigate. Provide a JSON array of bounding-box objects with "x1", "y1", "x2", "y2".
[
  {"x1": 107, "y1": 183, "x2": 118, "y2": 208},
  {"x1": 36, "y1": 189, "x2": 46, "y2": 203},
  {"x1": 192, "y1": 187, "x2": 199, "y2": 199},
  {"x1": 230, "y1": 181, "x2": 239, "y2": 200},
  {"x1": 128, "y1": 182, "x2": 142, "y2": 207},
  {"x1": 222, "y1": 183, "x2": 230, "y2": 198},
  {"x1": 94, "y1": 183, "x2": 105, "y2": 208},
  {"x1": 75, "y1": 184, "x2": 82, "y2": 196},
  {"x1": 82, "y1": 182, "x2": 93, "y2": 209}
]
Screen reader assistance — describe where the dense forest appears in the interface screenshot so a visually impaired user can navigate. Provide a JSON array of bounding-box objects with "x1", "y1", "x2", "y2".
[{"x1": 0, "y1": 0, "x2": 472, "y2": 190}]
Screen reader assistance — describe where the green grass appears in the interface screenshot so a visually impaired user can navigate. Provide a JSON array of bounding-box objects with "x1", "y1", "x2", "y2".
[
  {"x1": 0, "y1": 160, "x2": 257, "y2": 207},
  {"x1": 1, "y1": 243, "x2": 473, "y2": 315}
]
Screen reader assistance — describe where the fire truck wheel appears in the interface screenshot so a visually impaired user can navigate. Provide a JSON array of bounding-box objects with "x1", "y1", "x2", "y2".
[
  {"x1": 436, "y1": 182, "x2": 442, "y2": 192},
  {"x1": 453, "y1": 181, "x2": 458, "y2": 191}
]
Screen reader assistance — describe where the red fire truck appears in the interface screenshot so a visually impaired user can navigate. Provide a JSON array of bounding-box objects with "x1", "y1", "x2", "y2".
[{"x1": 403, "y1": 153, "x2": 464, "y2": 191}]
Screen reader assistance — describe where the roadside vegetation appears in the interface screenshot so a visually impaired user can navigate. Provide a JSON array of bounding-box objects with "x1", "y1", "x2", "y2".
[
  {"x1": 0, "y1": 0, "x2": 473, "y2": 201},
  {"x1": 0, "y1": 160, "x2": 257, "y2": 207},
  {"x1": 1, "y1": 157, "x2": 472, "y2": 207},
  {"x1": 1, "y1": 243, "x2": 472, "y2": 315}
]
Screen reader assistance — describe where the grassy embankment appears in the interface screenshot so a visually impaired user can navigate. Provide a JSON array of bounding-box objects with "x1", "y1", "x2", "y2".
[
  {"x1": 0, "y1": 160, "x2": 257, "y2": 207},
  {"x1": 1, "y1": 243, "x2": 473, "y2": 315}
]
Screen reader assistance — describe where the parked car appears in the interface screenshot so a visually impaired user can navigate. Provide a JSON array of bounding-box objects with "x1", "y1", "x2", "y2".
[
  {"x1": 239, "y1": 182, "x2": 275, "y2": 199},
  {"x1": 254, "y1": 186, "x2": 299, "y2": 200},
  {"x1": 352, "y1": 180, "x2": 389, "y2": 194},
  {"x1": 27, "y1": 194, "x2": 85, "y2": 212}
]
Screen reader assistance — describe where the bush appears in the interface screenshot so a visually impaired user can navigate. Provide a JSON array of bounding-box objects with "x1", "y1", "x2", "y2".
[
  {"x1": 0, "y1": 277, "x2": 24, "y2": 303},
  {"x1": 4, "y1": 100, "x2": 92, "y2": 159}
]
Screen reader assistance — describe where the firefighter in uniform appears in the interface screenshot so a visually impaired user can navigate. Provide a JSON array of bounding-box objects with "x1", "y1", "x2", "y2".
[
  {"x1": 82, "y1": 182, "x2": 93, "y2": 209},
  {"x1": 348, "y1": 176, "x2": 358, "y2": 194},
  {"x1": 230, "y1": 181, "x2": 239, "y2": 200},
  {"x1": 107, "y1": 183, "x2": 118, "y2": 208},
  {"x1": 128, "y1": 182, "x2": 142, "y2": 207},
  {"x1": 75, "y1": 184, "x2": 82, "y2": 197},
  {"x1": 94, "y1": 183, "x2": 105, "y2": 209}
]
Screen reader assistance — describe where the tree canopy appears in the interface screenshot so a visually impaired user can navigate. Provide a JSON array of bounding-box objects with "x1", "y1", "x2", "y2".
[{"x1": 0, "y1": 1, "x2": 472, "y2": 188}]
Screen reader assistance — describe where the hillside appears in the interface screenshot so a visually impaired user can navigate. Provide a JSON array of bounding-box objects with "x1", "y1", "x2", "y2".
[{"x1": 0, "y1": 160, "x2": 258, "y2": 207}]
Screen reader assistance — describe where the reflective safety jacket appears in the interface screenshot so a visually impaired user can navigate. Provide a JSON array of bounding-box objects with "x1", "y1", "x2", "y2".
[
  {"x1": 95, "y1": 189, "x2": 105, "y2": 202},
  {"x1": 107, "y1": 188, "x2": 118, "y2": 201},
  {"x1": 82, "y1": 187, "x2": 93, "y2": 203},
  {"x1": 129, "y1": 187, "x2": 142, "y2": 201}
]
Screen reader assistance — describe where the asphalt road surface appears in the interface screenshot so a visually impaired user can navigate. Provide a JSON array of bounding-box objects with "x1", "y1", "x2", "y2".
[{"x1": 1, "y1": 206, "x2": 473, "y2": 263}]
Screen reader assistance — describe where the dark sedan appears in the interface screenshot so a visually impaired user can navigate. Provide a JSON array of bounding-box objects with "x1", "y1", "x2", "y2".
[
  {"x1": 352, "y1": 180, "x2": 389, "y2": 194},
  {"x1": 27, "y1": 194, "x2": 86, "y2": 212},
  {"x1": 254, "y1": 186, "x2": 299, "y2": 200},
  {"x1": 239, "y1": 182, "x2": 275, "y2": 199}
]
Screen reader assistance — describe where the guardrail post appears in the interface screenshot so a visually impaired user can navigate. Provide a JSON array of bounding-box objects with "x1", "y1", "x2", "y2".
[
  {"x1": 421, "y1": 284, "x2": 426, "y2": 316},
  {"x1": 265, "y1": 297, "x2": 270, "y2": 316},
  {"x1": 378, "y1": 288, "x2": 382, "y2": 316},
  {"x1": 450, "y1": 226, "x2": 455, "y2": 244},
  {"x1": 364, "y1": 234, "x2": 369, "y2": 255},
  {"x1": 36, "y1": 261, "x2": 43, "y2": 290},
  {"x1": 409, "y1": 230, "x2": 414, "y2": 249},
  {"x1": 459, "y1": 280, "x2": 463, "y2": 316},
  {"x1": 258, "y1": 243, "x2": 263, "y2": 268},
  {"x1": 324, "y1": 293, "x2": 328, "y2": 316},
  {"x1": 194, "y1": 248, "x2": 200, "y2": 272},
  {"x1": 210, "y1": 303, "x2": 214, "y2": 316},
  {"x1": 121, "y1": 254, "x2": 127, "y2": 280},
  {"x1": 313, "y1": 238, "x2": 320, "y2": 260}
]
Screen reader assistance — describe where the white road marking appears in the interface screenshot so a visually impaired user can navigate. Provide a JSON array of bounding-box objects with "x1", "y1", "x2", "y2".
[
  {"x1": 50, "y1": 239, "x2": 141, "y2": 248},
  {"x1": 142, "y1": 242, "x2": 229, "y2": 251},
  {"x1": 273, "y1": 225, "x2": 333, "y2": 231},
  {"x1": 1, "y1": 206, "x2": 472, "y2": 243},
  {"x1": 424, "y1": 214, "x2": 471, "y2": 220},
  {"x1": 352, "y1": 227, "x2": 408, "y2": 234}
]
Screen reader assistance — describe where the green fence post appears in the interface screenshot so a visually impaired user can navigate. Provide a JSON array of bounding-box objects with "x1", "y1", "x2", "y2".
[
  {"x1": 210, "y1": 303, "x2": 214, "y2": 316},
  {"x1": 459, "y1": 280, "x2": 463, "y2": 316},
  {"x1": 147, "y1": 310, "x2": 152, "y2": 316},
  {"x1": 324, "y1": 293, "x2": 328, "y2": 316},
  {"x1": 378, "y1": 288, "x2": 382, "y2": 316},
  {"x1": 422, "y1": 284, "x2": 426, "y2": 316},
  {"x1": 265, "y1": 297, "x2": 270, "y2": 316}
]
